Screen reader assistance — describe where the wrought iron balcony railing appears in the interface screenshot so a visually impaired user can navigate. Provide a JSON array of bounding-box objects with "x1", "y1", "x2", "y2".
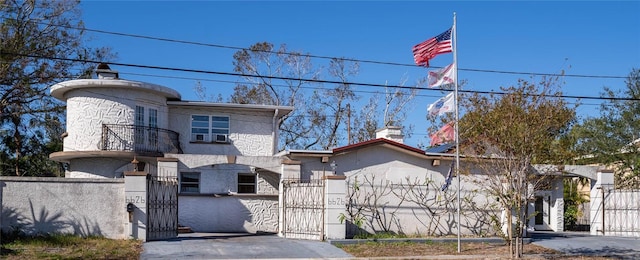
[{"x1": 101, "y1": 124, "x2": 182, "y2": 155}]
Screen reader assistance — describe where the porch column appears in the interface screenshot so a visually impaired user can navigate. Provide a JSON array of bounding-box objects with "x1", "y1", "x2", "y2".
[
  {"x1": 324, "y1": 175, "x2": 346, "y2": 240},
  {"x1": 124, "y1": 171, "x2": 148, "y2": 241},
  {"x1": 158, "y1": 158, "x2": 179, "y2": 178},
  {"x1": 551, "y1": 178, "x2": 564, "y2": 232},
  {"x1": 590, "y1": 169, "x2": 614, "y2": 236}
]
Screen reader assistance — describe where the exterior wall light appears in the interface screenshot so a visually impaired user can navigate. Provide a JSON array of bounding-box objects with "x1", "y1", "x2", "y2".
[{"x1": 330, "y1": 161, "x2": 337, "y2": 174}]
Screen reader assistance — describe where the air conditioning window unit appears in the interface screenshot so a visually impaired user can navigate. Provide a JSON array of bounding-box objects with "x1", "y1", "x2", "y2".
[
  {"x1": 195, "y1": 134, "x2": 205, "y2": 141},
  {"x1": 215, "y1": 134, "x2": 228, "y2": 143}
]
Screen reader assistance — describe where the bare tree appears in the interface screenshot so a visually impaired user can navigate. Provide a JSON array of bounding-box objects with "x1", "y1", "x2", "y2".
[
  {"x1": 231, "y1": 43, "x2": 365, "y2": 150},
  {"x1": 349, "y1": 79, "x2": 418, "y2": 143},
  {"x1": 193, "y1": 81, "x2": 224, "y2": 102},
  {"x1": 230, "y1": 42, "x2": 418, "y2": 150},
  {"x1": 231, "y1": 42, "x2": 321, "y2": 150},
  {"x1": 350, "y1": 96, "x2": 378, "y2": 143},
  {"x1": 309, "y1": 58, "x2": 359, "y2": 149}
]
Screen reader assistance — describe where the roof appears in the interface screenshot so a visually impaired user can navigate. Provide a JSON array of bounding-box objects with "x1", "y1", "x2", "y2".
[
  {"x1": 167, "y1": 101, "x2": 294, "y2": 118},
  {"x1": 278, "y1": 139, "x2": 457, "y2": 161},
  {"x1": 50, "y1": 79, "x2": 181, "y2": 101},
  {"x1": 333, "y1": 138, "x2": 425, "y2": 156},
  {"x1": 425, "y1": 143, "x2": 456, "y2": 154},
  {"x1": 274, "y1": 149, "x2": 333, "y2": 157}
]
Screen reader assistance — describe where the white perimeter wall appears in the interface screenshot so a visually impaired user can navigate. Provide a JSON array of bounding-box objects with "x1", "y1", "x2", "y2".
[
  {"x1": 0, "y1": 177, "x2": 126, "y2": 239},
  {"x1": 602, "y1": 190, "x2": 640, "y2": 237},
  {"x1": 300, "y1": 147, "x2": 501, "y2": 237},
  {"x1": 179, "y1": 196, "x2": 278, "y2": 233},
  {"x1": 177, "y1": 163, "x2": 280, "y2": 232}
]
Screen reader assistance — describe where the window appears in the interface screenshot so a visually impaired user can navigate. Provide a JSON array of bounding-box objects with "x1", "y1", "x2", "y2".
[
  {"x1": 191, "y1": 115, "x2": 209, "y2": 141},
  {"x1": 135, "y1": 106, "x2": 145, "y2": 126},
  {"x1": 135, "y1": 106, "x2": 145, "y2": 145},
  {"x1": 190, "y1": 115, "x2": 230, "y2": 142},
  {"x1": 180, "y1": 172, "x2": 200, "y2": 193},
  {"x1": 148, "y1": 108, "x2": 158, "y2": 146},
  {"x1": 238, "y1": 173, "x2": 256, "y2": 194},
  {"x1": 148, "y1": 109, "x2": 158, "y2": 128}
]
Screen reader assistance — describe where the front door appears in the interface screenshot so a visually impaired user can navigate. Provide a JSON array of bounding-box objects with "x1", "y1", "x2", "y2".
[{"x1": 534, "y1": 195, "x2": 551, "y2": 230}]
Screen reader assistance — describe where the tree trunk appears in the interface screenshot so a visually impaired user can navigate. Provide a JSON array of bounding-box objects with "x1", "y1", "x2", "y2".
[
  {"x1": 13, "y1": 116, "x2": 21, "y2": 176},
  {"x1": 507, "y1": 209, "x2": 513, "y2": 257}
]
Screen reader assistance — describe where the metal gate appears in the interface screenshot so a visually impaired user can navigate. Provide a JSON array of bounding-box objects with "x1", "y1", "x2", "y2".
[
  {"x1": 601, "y1": 185, "x2": 640, "y2": 237},
  {"x1": 147, "y1": 175, "x2": 179, "y2": 241},
  {"x1": 282, "y1": 178, "x2": 325, "y2": 240}
]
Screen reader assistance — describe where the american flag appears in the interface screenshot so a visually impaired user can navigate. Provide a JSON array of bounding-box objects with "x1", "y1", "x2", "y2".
[{"x1": 412, "y1": 28, "x2": 452, "y2": 67}]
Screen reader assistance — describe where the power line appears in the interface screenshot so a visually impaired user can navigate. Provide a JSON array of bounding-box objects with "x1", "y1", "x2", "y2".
[
  {"x1": 78, "y1": 25, "x2": 629, "y2": 79},
  {"x1": 119, "y1": 70, "x2": 604, "y2": 107},
  {"x1": 3, "y1": 51, "x2": 638, "y2": 102},
  {"x1": 122, "y1": 71, "x2": 442, "y2": 99},
  {"x1": 6, "y1": 17, "x2": 629, "y2": 80}
]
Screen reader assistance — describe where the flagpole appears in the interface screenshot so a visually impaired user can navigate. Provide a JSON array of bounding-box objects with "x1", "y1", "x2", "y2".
[{"x1": 453, "y1": 12, "x2": 461, "y2": 254}]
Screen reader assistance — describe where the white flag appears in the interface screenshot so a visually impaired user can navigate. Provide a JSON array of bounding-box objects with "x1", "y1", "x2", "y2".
[
  {"x1": 427, "y1": 92, "x2": 454, "y2": 116},
  {"x1": 428, "y1": 63, "x2": 455, "y2": 88}
]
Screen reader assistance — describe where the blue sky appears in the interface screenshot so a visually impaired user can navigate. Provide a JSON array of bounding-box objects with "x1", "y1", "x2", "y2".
[{"x1": 79, "y1": 1, "x2": 640, "y2": 148}]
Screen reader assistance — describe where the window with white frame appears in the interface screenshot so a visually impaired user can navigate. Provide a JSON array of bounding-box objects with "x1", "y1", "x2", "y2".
[
  {"x1": 135, "y1": 106, "x2": 145, "y2": 145},
  {"x1": 148, "y1": 108, "x2": 158, "y2": 145},
  {"x1": 180, "y1": 172, "x2": 200, "y2": 193},
  {"x1": 237, "y1": 173, "x2": 256, "y2": 194},
  {"x1": 190, "y1": 115, "x2": 229, "y2": 142}
]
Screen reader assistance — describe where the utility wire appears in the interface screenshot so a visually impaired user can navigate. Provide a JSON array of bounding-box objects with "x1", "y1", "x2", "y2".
[
  {"x1": 120, "y1": 71, "x2": 603, "y2": 107},
  {"x1": 5, "y1": 17, "x2": 629, "y2": 79},
  {"x1": 123, "y1": 71, "x2": 442, "y2": 98},
  {"x1": 77, "y1": 25, "x2": 629, "y2": 79},
  {"x1": 3, "y1": 51, "x2": 639, "y2": 102}
]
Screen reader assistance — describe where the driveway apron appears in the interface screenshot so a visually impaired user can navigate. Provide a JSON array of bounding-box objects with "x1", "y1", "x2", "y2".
[
  {"x1": 531, "y1": 231, "x2": 640, "y2": 259},
  {"x1": 140, "y1": 233, "x2": 353, "y2": 259}
]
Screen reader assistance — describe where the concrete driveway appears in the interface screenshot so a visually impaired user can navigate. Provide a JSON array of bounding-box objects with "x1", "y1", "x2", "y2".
[
  {"x1": 531, "y1": 231, "x2": 640, "y2": 259},
  {"x1": 140, "y1": 233, "x2": 353, "y2": 259}
]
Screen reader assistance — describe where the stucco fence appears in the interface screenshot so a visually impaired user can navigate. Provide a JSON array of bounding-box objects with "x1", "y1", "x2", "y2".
[
  {"x1": 590, "y1": 170, "x2": 640, "y2": 237},
  {"x1": 0, "y1": 177, "x2": 126, "y2": 239},
  {"x1": 343, "y1": 174, "x2": 503, "y2": 238}
]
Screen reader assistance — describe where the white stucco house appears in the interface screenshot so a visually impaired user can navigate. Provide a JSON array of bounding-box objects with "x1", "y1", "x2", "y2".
[
  {"x1": 45, "y1": 64, "x2": 599, "y2": 240},
  {"x1": 49, "y1": 64, "x2": 294, "y2": 234}
]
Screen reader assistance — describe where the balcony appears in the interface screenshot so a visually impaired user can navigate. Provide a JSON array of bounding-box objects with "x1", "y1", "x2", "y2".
[{"x1": 101, "y1": 124, "x2": 182, "y2": 156}]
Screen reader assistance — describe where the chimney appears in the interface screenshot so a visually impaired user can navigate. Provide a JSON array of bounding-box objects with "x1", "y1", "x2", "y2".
[
  {"x1": 95, "y1": 63, "x2": 119, "y2": 79},
  {"x1": 375, "y1": 126, "x2": 404, "y2": 143}
]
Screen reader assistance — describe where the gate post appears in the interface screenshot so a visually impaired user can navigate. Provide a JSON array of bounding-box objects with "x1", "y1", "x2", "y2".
[
  {"x1": 590, "y1": 169, "x2": 613, "y2": 236},
  {"x1": 324, "y1": 175, "x2": 346, "y2": 240},
  {"x1": 124, "y1": 171, "x2": 148, "y2": 241}
]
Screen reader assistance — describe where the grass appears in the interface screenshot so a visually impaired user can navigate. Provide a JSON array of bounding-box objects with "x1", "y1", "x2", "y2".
[
  {"x1": 1, "y1": 233, "x2": 142, "y2": 260},
  {"x1": 352, "y1": 231, "x2": 408, "y2": 239},
  {"x1": 336, "y1": 240, "x2": 611, "y2": 259}
]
